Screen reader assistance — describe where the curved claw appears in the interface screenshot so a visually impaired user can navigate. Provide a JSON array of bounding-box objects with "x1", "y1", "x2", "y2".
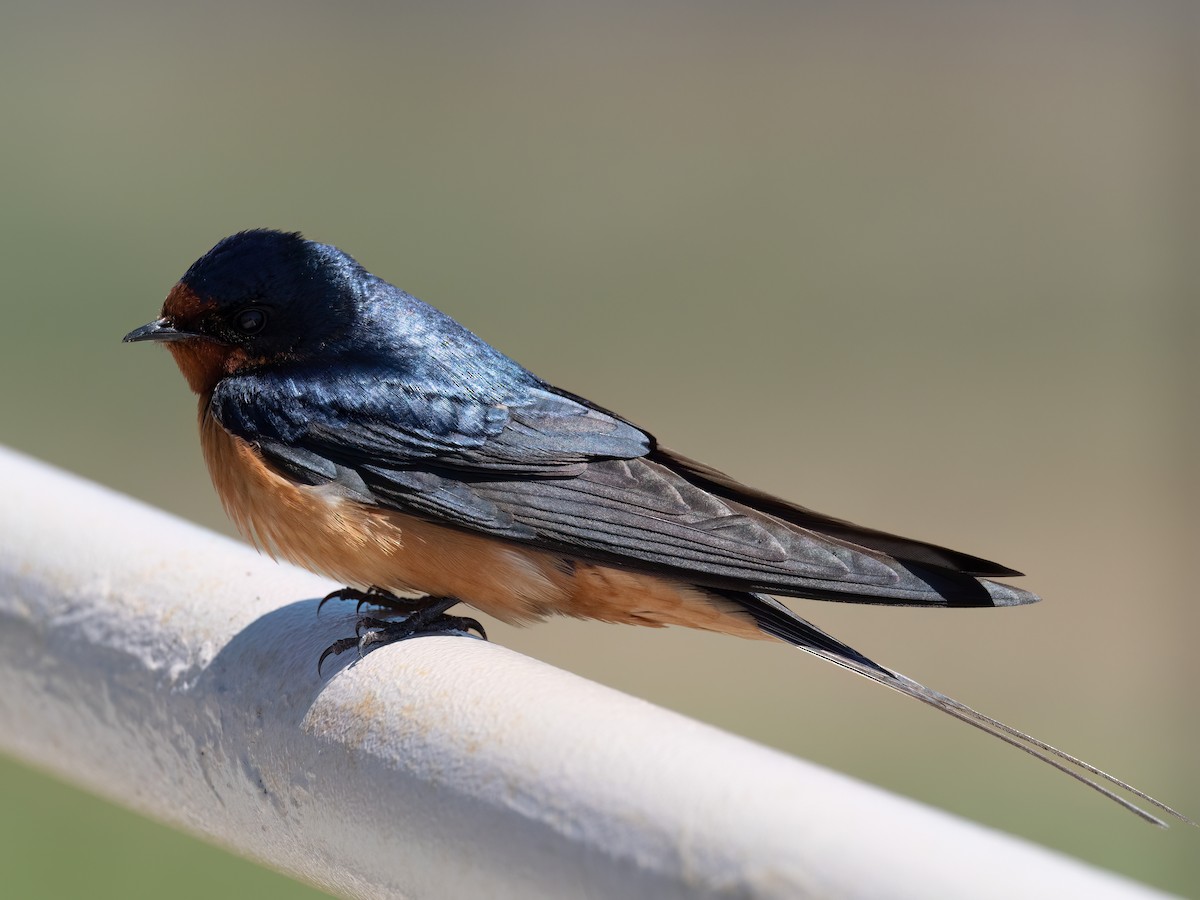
[
  {"x1": 316, "y1": 591, "x2": 338, "y2": 617},
  {"x1": 458, "y1": 617, "x2": 487, "y2": 641},
  {"x1": 318, "y1": 586, "x2": 361, "y2": 617},
  {"x1": 408, "y1": 614, "x2": 488, "y2": 641},
  {"x1": 317, "y1": 636, "x2": 361, "y2": 676}
]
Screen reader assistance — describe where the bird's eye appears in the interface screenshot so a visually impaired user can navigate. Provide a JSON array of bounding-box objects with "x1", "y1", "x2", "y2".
[{"x1": 234, "y1": 307, "x2": 267, "y2": 335}]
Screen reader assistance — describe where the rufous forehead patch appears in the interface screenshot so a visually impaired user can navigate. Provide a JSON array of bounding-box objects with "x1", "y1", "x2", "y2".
[{"x1": 161, "y1": 282, "x2": 211, "y2": 322}]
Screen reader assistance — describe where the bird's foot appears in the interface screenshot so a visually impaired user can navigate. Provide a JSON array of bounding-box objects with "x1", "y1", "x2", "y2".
[
  {"x1": 318, "y1": 585, "x2": 440, "y2": 617},
  {"x1": 317, "y1": 596, "x2": 487, "y2": 675}
]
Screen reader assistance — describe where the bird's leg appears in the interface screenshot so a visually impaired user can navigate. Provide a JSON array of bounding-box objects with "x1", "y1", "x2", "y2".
[
  {"x1": 356, "y1": 597, "x2": 488, "y2": 646},
  {"x1": 318, "y1": 595, "x2": 487, "y2": 675},
  {"x1": 318, "y1": 585, "x2": 443, "y2": 617}
]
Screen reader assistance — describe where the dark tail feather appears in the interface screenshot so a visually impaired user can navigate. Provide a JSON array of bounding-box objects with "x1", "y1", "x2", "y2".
[{"x1": 733, "y1": 591, "x2": 1194, "y2": 827}]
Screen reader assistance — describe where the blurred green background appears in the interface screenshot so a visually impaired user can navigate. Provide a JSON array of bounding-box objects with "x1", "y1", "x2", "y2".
[{"x1": 1, "y1": 1, "x2": 1196, "y2": 896}]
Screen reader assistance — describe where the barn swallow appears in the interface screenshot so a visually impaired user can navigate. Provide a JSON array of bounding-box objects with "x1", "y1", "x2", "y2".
[{"x1": 125, "y1": 229, "x2": 1189, "y2": 826}]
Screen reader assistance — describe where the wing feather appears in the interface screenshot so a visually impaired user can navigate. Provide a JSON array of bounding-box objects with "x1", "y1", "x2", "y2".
[{"x1": 210, "y1": 365, "x2": 1035, "y2": 608}]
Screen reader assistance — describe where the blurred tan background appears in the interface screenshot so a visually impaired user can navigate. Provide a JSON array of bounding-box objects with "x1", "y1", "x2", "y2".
[{"x1": 1, "y1": 1, "x2": 1196, "y2": 896}]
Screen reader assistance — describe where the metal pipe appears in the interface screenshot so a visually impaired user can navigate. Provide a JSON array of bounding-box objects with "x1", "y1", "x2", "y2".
[{"x1": 0, "y1": 447, "x2": 1170, "y2": 898}]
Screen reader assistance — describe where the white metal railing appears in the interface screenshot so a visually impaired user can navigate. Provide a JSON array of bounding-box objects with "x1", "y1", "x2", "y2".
[{"x1": 0, "y1": 446, "x2": 1172, "y2": 899}]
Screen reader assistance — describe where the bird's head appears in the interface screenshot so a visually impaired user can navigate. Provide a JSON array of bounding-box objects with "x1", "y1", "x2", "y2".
[{"x1": 123, "y1": 229, "x2": 362, "y2": 395}]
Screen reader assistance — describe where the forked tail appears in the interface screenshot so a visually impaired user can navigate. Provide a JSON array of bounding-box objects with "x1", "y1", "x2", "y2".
[{"x1": 733, "y1": 591, "x2": 1194, "y2": 827}]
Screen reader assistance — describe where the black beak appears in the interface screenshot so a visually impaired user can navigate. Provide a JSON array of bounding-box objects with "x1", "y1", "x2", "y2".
[{"x1": 123, "y1": 318, "x2": 197, "y2": 343}]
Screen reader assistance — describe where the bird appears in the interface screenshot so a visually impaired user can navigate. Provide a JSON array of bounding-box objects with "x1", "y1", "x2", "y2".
[{"x1": 124, "y1": 228, "x2": 1188, "y2": 826}]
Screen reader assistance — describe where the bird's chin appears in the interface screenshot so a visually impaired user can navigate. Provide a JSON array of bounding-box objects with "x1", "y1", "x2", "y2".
[{"x1": 162, "y1": 338, "x2": 248, "y2": 396}]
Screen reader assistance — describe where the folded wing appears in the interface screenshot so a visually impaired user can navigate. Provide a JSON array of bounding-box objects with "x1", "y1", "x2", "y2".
[{"x1": 211, "y1": 366, "x2": 1036, "y2": 607}]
